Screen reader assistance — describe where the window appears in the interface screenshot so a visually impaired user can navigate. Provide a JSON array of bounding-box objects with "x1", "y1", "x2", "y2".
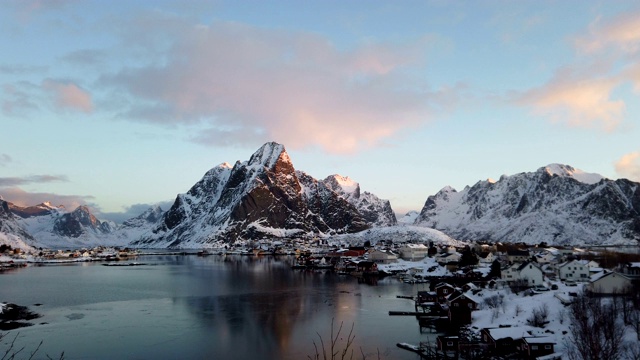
[
  {"x1": 532, "y1": 345, "x2": 538, "y2": 350},
  {"x1": 443, "y1": 289, "x2": 448, "y2": 294},
  {"x1": 447, "y1": 341, "x2": 453, "y2": 346},
  {"x1": 454, "y1": 303, "x2": 459, "y2": 307},
  {"x1": 545, "y1": 345, "x2": 552, "y2": 350},
  {"x1": 468, "y1": 303, "x2": 474, "y2": 308}
]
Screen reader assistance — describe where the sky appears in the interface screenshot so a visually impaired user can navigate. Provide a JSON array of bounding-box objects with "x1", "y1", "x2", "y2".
[{"x1": 2, "y1": 0, "x2": 640, "y2": 223}]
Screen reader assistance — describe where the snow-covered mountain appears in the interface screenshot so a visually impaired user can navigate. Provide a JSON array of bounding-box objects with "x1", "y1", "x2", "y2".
[
  {"x1": 414, "y1": 164, "x2": 640, "y2": 245},
  {"x1": 0, "y1": 200, "x2": 162, "y2": 248},
  {"x1": 322, "y1": 175, "x2": 396, "y2": 226},
  {"x1": 134, "y1": 142, "x2": 394, "y2": 247},
  {"x1": 398, "y1": 210, "x2": 420, "y2": 224},
  {"x1": 0, "y1": 199, "x2": 36, "y2": 249}
]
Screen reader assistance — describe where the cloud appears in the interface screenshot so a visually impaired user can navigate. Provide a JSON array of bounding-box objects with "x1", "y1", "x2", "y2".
[
  {"x1": 42, "y1": 79, "x2": 93, "y2": 113},
  {"x1": 60, "y1": 49, "x2": 106, "y2": 66},
  {"x1": 574, "y1": 11, "x2": 640, "y2": 54},
  {"x1": 0, "y1": 187, "x2": 93, "y2": 210},
  {"x1": 102, "y1": 17, "x2": 453, "y2": 153},
  {"x1": 97, "y1": 201, "x2": 172, "y2": 224},
  {"x1": 516, "y1": 9, "x2": 640, "y2": 131},
  {"x1": 0, "y1": 174, "x2": 69, "y2": 187},
  {"x1": 0, "y1": 64, "x2": 48, "y2": 74},
  {"x1": 614, "y1": 151, "x2": 640, "y2": 181},
  {"x1": 2, "y1": 82, "x2": 40, "y2": 115},
  {"x1": 0, "y1": 154, "x2": 11, "y2": 166},
  {"x1": 515, "y1": 69, "x2": 624, "y2": 131}
]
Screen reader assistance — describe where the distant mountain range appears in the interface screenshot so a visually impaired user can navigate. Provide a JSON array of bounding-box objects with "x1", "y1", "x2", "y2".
[
  {"x1": 414, "y1": 164, "x2": 640, "y2": 245},
  {"x1": 1, "y1": 147, "x2": 639, "y2": 249},
  {"x1": 0, "y1": 142, "x2": 397, "y2": 248}
]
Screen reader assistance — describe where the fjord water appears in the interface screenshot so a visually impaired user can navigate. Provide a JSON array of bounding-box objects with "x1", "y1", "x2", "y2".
[{"x1": 1, "y1": 254, "x2": 430, "y2": 359}]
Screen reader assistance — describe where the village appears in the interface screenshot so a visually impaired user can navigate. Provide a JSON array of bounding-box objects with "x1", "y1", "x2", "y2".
[
  {"x1": 2, "y1": 238, "x2": 640, "y2": 359},
  {"x1": 284, "y1": 239, "x2": 640, "y2": 359}
]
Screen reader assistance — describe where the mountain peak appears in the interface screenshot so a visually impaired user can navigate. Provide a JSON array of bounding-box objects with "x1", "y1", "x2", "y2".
[
  {"x1": 247, "y1": 142, "x2": 289, "y2": 169},
  {"x1": 540, "y1": 163, "x2": 604, "y2": 184},
  {"x1": 324, "y1": 174, "x2": 360, "y2": 197}
]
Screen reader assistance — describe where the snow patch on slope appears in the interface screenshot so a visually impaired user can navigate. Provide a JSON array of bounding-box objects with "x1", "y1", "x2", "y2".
[{"x1": 543, "y1": 163, "x2": 604, "y2": 184}]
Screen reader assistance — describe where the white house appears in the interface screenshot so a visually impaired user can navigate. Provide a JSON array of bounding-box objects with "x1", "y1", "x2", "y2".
[
  {"x1": 478, "y1": 252, "x2": 495, "y2": 264},
  {"x1": 399, "y1": 244, "x2": 429, "y2": 260},
  {"x1": 558, "y1": 260, "x2": 590, "y2": 282},
  {"x1": 621, "y1": 262, "x2": 640, "y2": 279},
  {"x1": 368, "y1": 250, "x2": 398, "y2": 263},
  {"x1": 534, "y1": 251, "x2": 557, "y2": 264},
  {"x1": 588, "y1": 271, "x2": 632, "y2": 295},
  {"x1": 506, "y1": 250, "x2": 531, "y2": 263},
  {"x1": 437, "y1": 252, "x2": 461, "y2": 265},
  {"x1": 502, "y1": 261, "x2": 544, "y2": 286}
]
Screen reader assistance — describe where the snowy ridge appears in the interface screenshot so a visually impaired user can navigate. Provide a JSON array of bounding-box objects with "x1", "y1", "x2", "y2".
[
  {"x1": 542, "y1": 163, "x2": 604, "y2": 184},
  {"x1": 415, "y1": 164, "x2": 640, "y2": 245},
  {"x1": 330, "y1": 225, "x2": 464, "y2": 247},
  {"x1": 322, "y1": 174, "x2": 397, "y2": 226},
  {"x1": 398, "y1": 210, "x2": 420, "y2": 224}
]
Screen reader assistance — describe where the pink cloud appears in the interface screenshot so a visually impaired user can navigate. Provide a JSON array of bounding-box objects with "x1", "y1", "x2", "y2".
[
  {"x1": 43, "y1": 79, "x2": 93, "y2": 113},
  {"x1": 102, "y1": 19, "x2": 452, "y2": 154},
  {"x1": 574, "y1": 11, "x2": 640, "y2": 54},
  {"x1": 516, "y1": 70, "x2": 624, "y2": 131},
  {"x1": 0, "y1": 187, "x2": 93, "y2": 210},
  {"x1": 614, "y1": 151, "x2": 640, "y2": 181}
]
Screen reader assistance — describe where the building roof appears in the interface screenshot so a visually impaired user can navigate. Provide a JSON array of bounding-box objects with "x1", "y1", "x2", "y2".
[
  {"x1": 449, "y1": 291, "x2": 481, "y2": 304},
  {"x1": 590, "y1": 270, "x2": 631, "y2": 283},
  {"x1": 507, "y1": 250, "x2": 530, "y2": 256},
  {"x1": 523, "y1": 336, "x2": 555, "y2": 344},
  {"x1": 517, "y1": 261, "x2": 541, "y2": 272},
  {"x1": 485, "y1": 327, "x2": 531, "y2": 341}
]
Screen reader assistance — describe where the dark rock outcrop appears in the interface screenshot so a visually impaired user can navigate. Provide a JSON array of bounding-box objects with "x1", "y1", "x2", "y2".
[{"x1": 53, "y1": 205, "x2": 110, "y2": 238}]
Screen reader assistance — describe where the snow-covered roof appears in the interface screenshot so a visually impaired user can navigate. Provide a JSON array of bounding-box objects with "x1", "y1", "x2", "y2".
[
  {"x1": 523, "y1": 336, "x2": 555, "y2": 344},
  {"x1": 485, "y1": 327, "x2": 531, "y2": 341},
  {"x1": 589, "y1": 270, "x2": 631, "y2": 283},
  {"x1": 449, "y1": 291, "x2": 481, "y2": 304}
]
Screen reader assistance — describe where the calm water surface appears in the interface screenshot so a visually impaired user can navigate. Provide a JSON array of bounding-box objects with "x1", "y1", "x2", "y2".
[{"x1": 1, "y1": 254, "x2": 435, "y2": 359}]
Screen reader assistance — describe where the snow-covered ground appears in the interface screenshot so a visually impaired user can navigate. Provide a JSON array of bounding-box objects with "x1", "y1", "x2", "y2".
[
  {"x1": 467, "y1": 281, "x2": 640, "y2": 358},
  {"x1": 0, "y1": 233, "x2": 35, "y2": 253},
  {"x1": 377, "y1": 256, "x2": 452, "y2": 277},
  {"x1": 329, "y1": 225, "x2": 465, "y2": 247}
]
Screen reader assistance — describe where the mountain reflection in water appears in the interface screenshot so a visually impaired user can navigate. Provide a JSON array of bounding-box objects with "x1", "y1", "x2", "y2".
[{"x1": 0, "y1": 254, "x2": 429, "y2": 359}]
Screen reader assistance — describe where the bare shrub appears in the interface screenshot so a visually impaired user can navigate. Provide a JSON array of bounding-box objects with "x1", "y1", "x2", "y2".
[
  {"x1": 0, "y1": 332, "x2": 64, "y2": 360},
  {"x1": 483, "y1": 294, "x2": 504, "y2": 309},
  {"x1": 308, "y1": 319, "x2": 379, "y2": 360},
  {"x1": 526, "y1": 304, "x2": 549, "y2": 328},
  {"x1": 514, "y1": 304, "x2": 523, "y2": 317},
  {"x1": 566, "y1": 293, "x2": 626, "y2": 360}
]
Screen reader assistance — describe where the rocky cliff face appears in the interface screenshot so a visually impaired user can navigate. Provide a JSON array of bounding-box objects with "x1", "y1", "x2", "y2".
[
  {"x1": 322, "y1": 174, "x2": 396, "y2": 226},
  {"x1": 415, "y1": 164, "x2": 640, "y2": 245},
  {"x1": 53, "y1": 205, "x2": 112, "y2": 238},
  {"x1": 8, "y1": 202, "x2": 61, "y2": 218},
  {"x1": 0, "y1": 200, "x2": 35, "y2": 242},
  {"x1": 135, "y1": 142, "x2": 391, "y2": 247}
]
